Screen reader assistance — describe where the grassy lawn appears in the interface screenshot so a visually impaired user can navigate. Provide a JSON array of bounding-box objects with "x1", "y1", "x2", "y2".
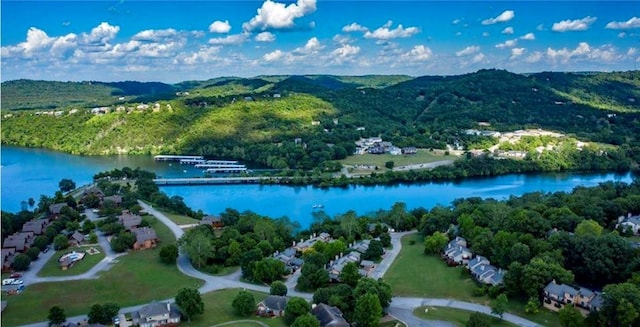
[
  {"x1": 157, "y1": 209, "x2": 200, "y2": 225},
  {"x1": 182, "y1": 289, "x2": 286, "y2": 327},
  {"x1": 385, "y1": 234, "x2": 561, "y2": 327},
  {"x1": 413, "y1": 307, "x2": 516, "y2": 327},
  {"x1": 38, "y1": 245, "x2": 106, "y2": 277},
  {"x1": 1, "y1": 210, "x2": 198, "y2": 326},
  {"x1": 626, "y1": 235, "x2": 640, "y2": 242},
  {"x1": 339, "y1": 149, "x2": 457, "y2": 172}
]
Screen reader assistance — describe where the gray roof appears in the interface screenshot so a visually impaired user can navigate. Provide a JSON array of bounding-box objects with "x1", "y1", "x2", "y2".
[
  {"x1": 119, "y1": 213, "x2": 142, "y2": 231},
  {"x1": 544, "y1": 281, "x2": 579, "y2": 298},
  {"x1": 22, "y1": 220, "x2": 47, "y2": 234},
  {"x1": 262, "y1": 295, "x2": 288, "y2": 311},
  {"x1": 70, "y1": 231, "x2": 85, "y2": 243},
  {"x1": 590, "y1": 293, "x2": 604, "y2": 310},
  {"x1": 468, "y1": 255, "x2": 489, "y2": 269},
  {"x1": 137, "y1": 302, "x2": 180, "y2": 320},
  {"x1": 283, "y1": 247, "x2": 297, "y2": 257},
  {"x1": 134, "y1": 227, "x2": 157, "y2": 243},
  {"x1": 312, "y1": 303, "x2": 350, "y2": 327},
  {"x1": 489, "y1": 270, "x2": 505, "y2": 285},
  {"x1": 49, "y1": 203, "x2": 68, "y2": 214},
  {"x1": 200, "y1": 215, "x2": 222, "y2": 225},
  {"x1": 103, "y1": 195, "x2": 122, "y2": 204}
]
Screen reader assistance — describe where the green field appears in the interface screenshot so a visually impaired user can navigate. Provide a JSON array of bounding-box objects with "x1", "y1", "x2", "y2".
[
  {"x1": 339, "y1": 149, "x2": 456, "y2": 173},
  {"x1": 38, "y1": 245, "x2": 106, "y2": 277},
  {"x1": 385, "y1": 235, "x2": 561, "y2": 327},
  {"x1": 181, "y1": 289, "x2": 286, "y2": 327},
  {"x1": 158, "y1": 209, "x2": 201, "y2": 225},
  {"x1": 414, "y1": 307, "x2": 516, "y2": 327},
  {"x1": 0, "y1": 212, "x2": 200, "y2": 326}
]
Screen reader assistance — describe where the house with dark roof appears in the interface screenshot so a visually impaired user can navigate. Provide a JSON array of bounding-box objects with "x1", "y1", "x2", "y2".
[
  {"x1": 543, "y1": 280, "x2": 602, "y2": 316},
  {"x1": 616, "y1": 213, "x2": 640, "y2": 235},
  {"x1": 49, "y1": 203, "x2": 69, "y2": 215},
  {"x1": 1, "y1": 248, "x2": 16, "y2": 272},
  {"x1": 2, "y1": 232, "x2": 35, "y2": 252},
  {"x1": 312, "y1": 303, "x2": 350, "y2": 327},
  {"x1": 131, "y1": 302, "x2": 181, "y2": 327},
  {"x1": 69, "y1": 231, "x2": 85, "y2": 247},
  {"x1": 22, "y1": 219, "x2": 49, "y2": 235},
  {"x1": 200, "y1": 215, "x2": 223, "y2": 228},
  {"x1": 119, "y1": 212, "x2": 142, "y2": 231},
  {"x1": 103, "y1": 195, "x2": 123, "y2": 206},
  {"x1": 257, "y1": 295, "x2": 288, "y2": 317},
  {"x1": 133, "y1": 227, "x2": 158, "y2": 250}
]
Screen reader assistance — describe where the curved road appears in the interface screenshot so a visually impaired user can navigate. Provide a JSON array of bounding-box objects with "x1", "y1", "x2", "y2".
[{"x1": 16, "y1": 201, "x2": 542, "y2": 327}]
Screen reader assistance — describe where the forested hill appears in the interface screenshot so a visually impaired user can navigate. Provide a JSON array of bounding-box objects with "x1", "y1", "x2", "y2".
[{"x1": 2, "y1": 70, "x2": 640, "y2": 172}]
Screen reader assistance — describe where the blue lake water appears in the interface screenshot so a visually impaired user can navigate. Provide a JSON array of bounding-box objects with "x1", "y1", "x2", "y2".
[{"x1": 1, "y1": 146, "x2": 635, "y2": 228}]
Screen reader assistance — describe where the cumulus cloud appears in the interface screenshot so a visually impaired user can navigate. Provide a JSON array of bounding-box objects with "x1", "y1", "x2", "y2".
[
  {"x1": 342, "y1": 23, "x2": 368, "y2": 32},
  {"x1": 456, "y1": 45, "x2": 479, "y2": 57},
  {"x1": 82, "y1": 22, "x2": 119, "y2": 44},
  {"x1": 546, "y1": 42, "x2": 621, "y2": 64},
  {"x1": 263, "y1": 49, "x2": 284, "y2": 61},
  {"x1": 176, "y1": 46, "x2": 221, "y2": 65},
  {"x1": 520, "y1": 32, "x2": 535, "y2": 40},
  {"x1": 605, "y1": 17, "x2": 640, "y2": 29},
  {"x1": 401, "y1": 45, "x2": 432, "y2": 61},
  {"x1": 501, "y1": 27, "x2": 514, "y2": 34},
  {"x1": 482, "y1": 10, "x2": 515, "y2": 25},
  {"x1": 242, "y1": 0, "x2": 317, "y2": 32},
  {"x1": 452, "y1": 18, "x2": 462, "y2": 25},
  {"x1": 364, "y1": 21, "x2": 419, "y2": 40},
  {"x1": 132, "y1": 29, "x2": 178, "y2": 42},
  {"x1": 618, "y1": 32, "x2": 627, "y2": 38},
  {"x1": 209, "y1": 20, "x2": 231, "y2": 33},
  {"x1": 496, "y1": 39, "x2": 517, "y2": 49},
  {"x1": 295, "y1": 37, "x2": 322, "y2": 54},
  {"x1": 525, "y1": 51, "x2": 543, "y2": 63},
  {"x1": 472, "y1": 53, "x2": 485, "y2": 63},
  {"x1": 510, "y1": 47, "x2": 526, "y2": 59},
  {"x1": 552, "y1": 16, "x2": 597, "y2": 32},
  {"x1": 482, "y1": 32, "x2": 490, "y2": 37},
  {"x1": 255, "y1": 32, "x2": 276, "y2": 42},
  {"x1": 208, "y1": 34, "x2": 248, "y2": 45},
  {"x1": 331, "y1": 44, "x2": 360, "y2": 61},
  {"x1": 332, "y1": 34, "x2": 352, "y2": 45}
]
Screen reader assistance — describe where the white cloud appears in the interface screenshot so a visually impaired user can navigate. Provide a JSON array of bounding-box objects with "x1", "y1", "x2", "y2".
[
  {"x1": 242, "y1": 0, "x2": 317, "y2": 32},
  {"x1": 255, "y1": 32, "x2": 276, "y2": 42},
  {"x1": 209, "y1": 20, "x2": 231, "y2": 33},
  {"x1": 525, "y1": 51, "x2": 543, "y2": 63},
  {"x1": 605, "y1": 17, "x2": 640, "y2": 29},
  {"x1": 456, "y1": 32, "x2": 462, "y2": 36},
  {"x1": 332, "y1": 34, "x2": 352, "y2": 45},
  {"x1": 482, "y1": 32, "x2": 490, "y2": 37},
  {"x1": 552, "y1": 16, "x2": 597, "y2": 32},
  {"x1": 263, "y1": 49, "x2": 284, "y2": 61},
  {"x1": 618, "y1": 32, "x2": 627, "y2": 38},
  {"x1": 364, "y1": 21, "x2": 419, "y2": 40},
  {"x1": 482, "y1": 10, "x2": 515, "y2": 25},
  {"x1": 546, "y1": 42, "x2": 621, "y2": 64},
  {"x1": 331, "y1": 44, "x2": 360, "y2": 58},
  {"x1": 456, "y1": 45, "x2": 479, "y2": 57},
  {"x1": 510, "y1": 47, "x2": 526, "y2": 59},
  {"x1": 520, "y1": 32, "x2": 535, "y2": 40},
  {"x1": 536, "y1": 24, "x2": 545, "y2": 31},
  {"x1": 496, "y1": 39, "x2": 517, "y2": 49},
  {"x1": 628, "y1": 48, "x2": 637, "y2": 56},
  {"x1": 82, "y1": 22, "x2": 119, "y2": 44},
  {"x1": 502, "y1": 27, "x2": 514, "y2": 34},
  {"x1": 342, "y1": 23, "x2": 368, "y2": 32},
  {"x1": 294, "y1": 37, "x2": 323, "y2": 54},
  {"x1": 22, "y1": 27, "x2": 55, "y2": 54},
  {"x1": 208, "y1": 34, "x2": 248, "y2": 45},
  {"x1": 132, "y1": 29, "x2": 178, "y2": 42},
  {"x1": 472, "y1": 53, "x2": 485, "y2": 63},
  {"x1": 401, "y1": 45, "x2": 432, "y2": 61},
  {"x1": 177, "y1": 46, "x2": 221, "y2": 65},
  {"x1": 452, "y1": 18, "x2": 462, "y2": 25}
]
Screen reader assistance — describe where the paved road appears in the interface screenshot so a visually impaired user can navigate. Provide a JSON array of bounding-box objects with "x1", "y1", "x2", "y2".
[
  {"x1": 16, "y1": 202, "x2": 543, "y2": 327},
  {"x1": 393, "y1": 160, "x2": 455, "y2": 172},
  {"x1": 371, "y1": 230, "x2": 416, "y2": 279}
]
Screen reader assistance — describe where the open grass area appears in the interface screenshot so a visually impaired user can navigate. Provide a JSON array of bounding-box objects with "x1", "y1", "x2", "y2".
[
  {"x1": 414, "y1": 307, "x2": 516, "y2": 327},
  {"x1": 158, "y1": 209, "x2": 200, "y2": 225},
  {"x1": 339, "y1": 149, "x2": 457, "y2": 173},
  {"x1": 385, "y1": 234, "x2": 561, "y2": 327},
  {"x1": 0, "y1": 209, "x2": 197, "y2": 326},
  {"x1": 181, "y1": 289, "x2": 286, "y2": 327},
  {"x1": 38, "y1": 245, "x2": 106, "y2": 277}
]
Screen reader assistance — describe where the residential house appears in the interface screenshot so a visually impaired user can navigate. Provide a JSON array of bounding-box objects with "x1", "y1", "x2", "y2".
[
  {"x1": 200, "y1": 215, "x2": 224, "y2": 228},
  {"x1": 133, "y1": 227, "x2": 158, "y2": 250},
  {"x1": 119, "y1": 212, "x2": 142, "y2": 231},
  {"x1": 294, "y1": 232, "x2": 332, "y2": 253},
  {"x1": 49, "y1": 203, "x2": 69, "y2": 216},
  {"x1": 1, "y1": 248, "x2": 16, "y2": 272},
  {"x1": 312, "y1": 303, "x2": 350, "y2": 327},
  {"x1": 616, "y1": 213, "x2": 640, "y2": 235},
  {"x1": 327, "y1": 251, "x2": 364, "y2": 281},
  {"x1": 65, "y1": 323, "x2": 107, "y2": 327},
  {"x1": 2, "y1": 232, "x2": 35, "y2": 252},
  {"x1": 22, "y1": 219, "x2": 49, "y2": 235},
  {"x1": 402, "y1": 147, "x2": 417, "y2": 155},
  {"x1": 103, "y1": 195, "x2": 123, "y2": 206},
  {"x1": 543, "y1": 280, "x2": 602, "y2": 316},
  {"x1": 81, "y1": 186, "x2": 105, "y2": 204},
  {"x1": 351, "y1": 239, "x2": 371, "y2": 254},
  {"x1": 274, "y1": 247, "x2": 301, "y2": 268},
  {"x1": 131, "y1": 302, "x2": 181, "y2": 327},
  {"x1": 443, "y1": 237, "x2": 471, "y2": 266},
  {"x1": 68, "y1": 231, "x2": 85, "y2": 247},
  {"x1": 256, "y1": 295, "x2": 288, "y2": 317}
]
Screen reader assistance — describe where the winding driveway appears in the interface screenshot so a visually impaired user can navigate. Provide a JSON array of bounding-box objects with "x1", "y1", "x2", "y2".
[{"x1": 16, "y1": 201, "x2": 543, "y2": 327}]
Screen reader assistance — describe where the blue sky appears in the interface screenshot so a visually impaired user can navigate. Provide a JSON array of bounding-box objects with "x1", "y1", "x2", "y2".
[{"x1": 2, "y1": 1, "x2": 639, "y2": 82}]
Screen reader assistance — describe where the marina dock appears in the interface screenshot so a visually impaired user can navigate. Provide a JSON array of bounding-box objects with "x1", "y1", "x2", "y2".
[
  {"x1": 153, "y1": 176, "x2": 285, "y2": 186},
  {"x1": 154, "y1": 155, "x2": 204, "y2": 161}
]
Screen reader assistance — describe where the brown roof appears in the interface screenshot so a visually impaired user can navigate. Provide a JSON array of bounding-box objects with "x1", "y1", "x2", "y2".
[
  {"x1": 119, "y1": 212, "x2": 142, "y2": 231},
  {"x1": 2, "y1": 232, "x2": 34, "y2": 252},
  {"x1": 49, "y1": 203, "x2": 68, "y2": 214},
  {"x1": 83, "y1": 186, "x2": 105, "y2": 197},
  {"x1": 22, "y1": 220, "x2": 48, "y2": 235},
  {"x1": 200, "y1": 215, "x2": 222, "y2": 225},
  {"x1": 70, "y1": 231, "x2": 85, "y2": 244},
  {"x1": 103, "y1": 195, "x2": 123, "y2": 204},
  {"x1": 2, "y1": 248, "x2": 16, "y2": 267},
  {"x1": 134, "y1": 227, "x2": 157, "y2": 243}
]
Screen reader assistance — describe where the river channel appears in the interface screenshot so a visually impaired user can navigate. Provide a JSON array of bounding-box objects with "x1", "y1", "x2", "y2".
[{"x1": 1, "y1": 146, "x2": 635, "y2": 228}]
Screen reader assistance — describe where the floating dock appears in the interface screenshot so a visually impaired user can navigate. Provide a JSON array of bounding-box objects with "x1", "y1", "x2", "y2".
[
  {"x1": 153, "y1": 177, "x2": 281, "y2": 186},
  {"x1": 154, "y1": 155, "x2": 204, "y2": 161}
]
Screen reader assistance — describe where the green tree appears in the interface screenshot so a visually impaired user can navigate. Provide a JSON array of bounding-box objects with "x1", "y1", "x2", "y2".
[
  {"x1": 524, "y1": 296, "x2": 540, "y2": 314},
  {"x1": 87, "y1": 304, "x2": 104, "y2": 324},
  {"x1": 466, "y1": 312, "x2": 491, "y2": 327},
  {"x1": 270, "y1": 281, "x2": 288, "y2": 296},
  {"x1": 159, "y1": 244, "x2": 179, "y2": 264},
  {"x1": 34, "y1": 235, "x2": 49, "y2": 251},
  {"x1": 48, "y1": 305, "x2": 66, "y2": 326},
  {"x1": 338, "y1": 261, "x2": 361, "y2": 287},
  {"x1": 284, "y1": 297, "x2": 311, "y2": 325},
  {"x1": 491, "y1": 294, "x2": 508, "y2": 319},
  {"x1": 232, "y1": 290, "x2": 255, "y2": 317},
  {"x1": 354, "y1": 277, "x2": 393, "y2": 308},
  {"x1": 291, "y1": 313, "x2": 320, "y2": 327},
  {"x1": 58, "y1": 179, "x2": 76, "y2": 192},
  {"x1": 574, "y1": 219, "x2": 603, "y2": 237},
  {"x1": 178, "y1": 228, "x2": 212, "y2": 269},
  {"x1": 87, "y1": 232, "x2": 98, "y2": 244},
  {"x1": 558, "y1": 305, "x2": 584, "y2": 327},
  {"x1": 13, "y1": 253, "x2": 31, "y2": 271},
  {"x1": 53, "y1": 234, "x2": 69, "y2": 251},
  {"x1": 253, "y1": 258, "x2": 286, "y2": 284},
  {"x1": 379, "y1": 233, "x2": 391, "y2": 247},
  {"x1": 26, "y1": 246, "x2": 41, "y2": 260},
  {"x1": 101, "y1": 302, "x2": 120, "y2": 324},
  {"x1": 424, "y1": 231, "x2": 449, "y2": 254},
  {"x1": 385, "y1": 161, "x2": 394, "y2": 169},
  {"x1": 363, "y1": 240, "x2": 384, "y2": 260},
  {"x1": 175, "y1": 288, "x2": 204, "y2": 322},
  {"x1": 354, "y1": 293, "x2": 382, "y2": 327}
]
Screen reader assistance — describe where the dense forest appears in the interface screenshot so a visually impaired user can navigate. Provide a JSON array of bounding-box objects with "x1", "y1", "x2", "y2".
[{"x1": 2, "y1": 70, "x2": 640, "y2": 178}]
